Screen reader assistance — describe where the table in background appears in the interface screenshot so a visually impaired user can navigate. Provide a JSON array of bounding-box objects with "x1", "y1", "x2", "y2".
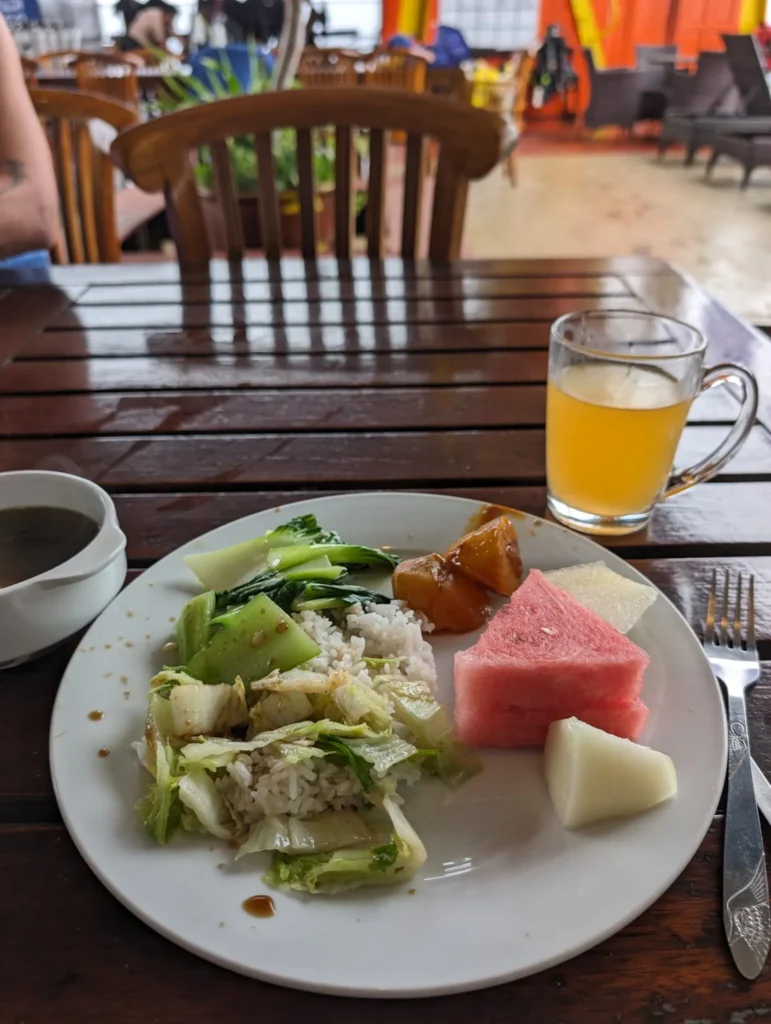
[{"x1": 1, "y1": 255, "x2": 771, "y2": 1022}]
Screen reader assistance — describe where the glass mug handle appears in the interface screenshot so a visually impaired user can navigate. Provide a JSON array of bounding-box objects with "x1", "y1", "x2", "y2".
[{"x1": 662, "y1": 363, "x2": 759, "y2": 499}]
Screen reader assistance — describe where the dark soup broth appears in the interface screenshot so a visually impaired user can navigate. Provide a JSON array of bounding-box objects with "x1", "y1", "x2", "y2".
[{"x1": 0, "y1": 506, "x2": 99, "y2": 588}]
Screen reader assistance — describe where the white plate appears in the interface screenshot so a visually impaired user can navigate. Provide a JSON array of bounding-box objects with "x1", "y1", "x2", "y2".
[{"x1": 50, "y1": 492, "x2": 726, "y2": 998}]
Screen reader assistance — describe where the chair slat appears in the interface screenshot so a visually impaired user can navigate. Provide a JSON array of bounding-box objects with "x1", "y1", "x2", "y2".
[
  {"x1": 334, "y1": 124, "x2": 353, "y2": 259},
  {"x1": 54, "y1": 118, "x2": 85, "y2": 264},
  {"x1": 75, "y1": 122, "x2": 100, "y2": 263},
  {"x1": 211, "y1": 140, "x2": 244, "y2": 261},
  {"x1": 96, "y1": 151, "x2": 120, "y2": 262},
  {"x1": 164, "y1": 153, "x2": 210, "y2": 267},
  {"x1": 296, "y1": 128, "x2": 317, "y2": 259},
  {"x1": 254, "y1": 132, "x2": 282, "y2": 261},
  {"x1": 401, "y1": 133, "x2": 424, "y2": 259},
  {"x1": 366, "y1": 127, "x2": 386, "y2": 258},
  {"x1": 429, "y1": 149, "x2": 468, "y2": 260}
]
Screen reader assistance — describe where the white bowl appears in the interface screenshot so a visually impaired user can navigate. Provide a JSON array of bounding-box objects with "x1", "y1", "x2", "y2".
[{"x1": 0, "y1": 471, "x2": 127, "y2": 668}]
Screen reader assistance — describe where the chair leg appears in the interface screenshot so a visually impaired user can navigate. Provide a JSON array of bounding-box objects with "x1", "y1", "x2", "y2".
[
  {"x1": 657, "y1": 138, "x2": 669, "y2": 160},
  {"x1": 741, "y1": 163, "x2": 754, "y2": 189},
  {"x1": 685, "y1": 141, "x2": 698, "y2": 166},
  {"x1": 705, "y1": 151, "x2": 719, "y2": 179}
]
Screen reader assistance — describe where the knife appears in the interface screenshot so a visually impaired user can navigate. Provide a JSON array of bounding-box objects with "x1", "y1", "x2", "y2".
[{"x1": 752, "y1": 759, "x2": 771, "y2": 829}]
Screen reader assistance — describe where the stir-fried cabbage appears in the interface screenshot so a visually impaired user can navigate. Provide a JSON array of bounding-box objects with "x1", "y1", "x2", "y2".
[
  {"x1": 237, "y1": 810, "x2": 373, "y2": 858},
  {"x1": 377, "y1": 678, "x2": 482, "y2": 786},
  {"x1": 263, "y1": 795, "x2": 426, "y2": 894},
  {"x1": 178, "y1": 768, "x2": 236, "y2": 840},
  {"x1": 135, "y1": 742, "x2": 182, "y2": 844}
]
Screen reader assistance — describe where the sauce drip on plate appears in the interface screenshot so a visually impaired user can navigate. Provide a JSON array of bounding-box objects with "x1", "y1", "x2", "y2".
[
  {"x1": 464, "y1": 503, "x2": 523, "y2": 532},
  {"x1": 88, "y1": 710, "x2": 104, "y2": 721},
  {"x1": 242, "y1": 895, "x2": 275, "y2": 918}
]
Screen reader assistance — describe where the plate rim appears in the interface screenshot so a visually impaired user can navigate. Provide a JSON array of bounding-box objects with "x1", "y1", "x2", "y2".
[{"x1": 49, "y1": 490, "x2": 728, "y2": 998}]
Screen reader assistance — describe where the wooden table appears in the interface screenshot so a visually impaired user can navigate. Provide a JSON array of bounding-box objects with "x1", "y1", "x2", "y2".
[{"x1": 1, "y1": 255, "x2": 771, "y2": 1022}]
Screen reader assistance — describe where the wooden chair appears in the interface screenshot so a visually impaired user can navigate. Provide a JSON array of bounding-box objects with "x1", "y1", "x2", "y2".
[
  {"x1": 21, "y1": 57, "x2": 39, "y2": 86},
  {"x1": 36, "y1": 49, "x2": 123, "y2": 69},
  {"x1": 110, "y1": 87, "x2": 502, "y2": 266},
  {"x1": 72, "y1": 56, "x2": 141, "y2": 109},
  {"x1": 29, "y1": 88, "x2": 139, "y2": 263},
  {"x1": 297, "y1": 50, "x2": 360, "y2": 88},
  {"x1": 363, "y1": 50, "x2": 427, "y2": 93},
  {"x1": 425, "y1": 66, "x2": 472, "y2": 103}
]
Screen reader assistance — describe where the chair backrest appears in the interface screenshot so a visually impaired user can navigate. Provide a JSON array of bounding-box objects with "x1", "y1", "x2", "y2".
[
  {"x1": 36, "y1": 49, "x2": 119, "y2": 68},
  {"x1": 72, "y1": 56, "x2": 141, "y2": 109},
  {"x1": 425, "y1": 66, "x2": 472, "y2": 103},
  {"x1": 21, "y1": 57, "x2": 39, "y2": 86},
  {"x1": 363, "y1": 50, "x2": 427, "y2": 92},
  {"x1": 722, "y1": 33, "x2": 771, "y2": 116},
  {"x1": 29, "y1": 88, "x2": 139, "y2": 264},
  {"x1": 296, "y1": 50, "x2": 360, "y2": 88},
  {"x1": 635, "y1": 44, "x2": 677, "y2": 69},
  {"x1": 690, "y1": 50, "x2": 739, "y2": 113},
  {"x1": 110, "y1": 87, "x2": 502, "y2": 266}
]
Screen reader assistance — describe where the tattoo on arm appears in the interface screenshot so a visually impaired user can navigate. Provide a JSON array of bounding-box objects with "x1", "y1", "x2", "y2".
[{"x1": 0, "y1": 159, "x2": 26, "y2": 197}]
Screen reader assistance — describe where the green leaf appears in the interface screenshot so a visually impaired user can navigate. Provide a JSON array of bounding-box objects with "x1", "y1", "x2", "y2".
[
  {"x1": 316, "y1": 736, "x2": 375, "y2": 791},
  {"x1": 371, "y1": 840, "x2": 398, "y2": 871}
]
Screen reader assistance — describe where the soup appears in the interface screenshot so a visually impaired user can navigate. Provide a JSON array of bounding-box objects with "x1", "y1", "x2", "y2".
[{"x1": 0, "y1": 506, "x2": 99, "y2": 588}]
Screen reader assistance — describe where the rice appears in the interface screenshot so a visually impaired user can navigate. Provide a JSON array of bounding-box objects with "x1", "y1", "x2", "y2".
[
  {"x1": 219, "y1": 747, "x2": 364, "y2": 822},
  {"x1": 216, "y1": 600, "x2": 435, "y2": 826},
  {"x1": 346, "y1": 601, "x2": 436, "y2": 688},
  {"x1": 293, "y1": 600, "x2": 436, "y2": 690}
]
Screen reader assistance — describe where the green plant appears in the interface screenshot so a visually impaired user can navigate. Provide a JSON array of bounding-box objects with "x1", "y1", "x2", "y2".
[{"x1": 157, "y1": 50, "x2": 335, "y2": 197}]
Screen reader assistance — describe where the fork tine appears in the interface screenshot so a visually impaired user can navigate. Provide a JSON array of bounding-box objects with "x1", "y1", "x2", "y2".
[
  {"x1": 705, "y1": 567, "x2": 717, "y2": 643},
  {"x1": 733, "y1": 574, "x2": 743, "y2": 649},
  {"x1": 747, "y1": 575, "x2": 757, "y2": 654},
  {"x1": 719, "y1": 568, "x2": 730, "y2": 646}
]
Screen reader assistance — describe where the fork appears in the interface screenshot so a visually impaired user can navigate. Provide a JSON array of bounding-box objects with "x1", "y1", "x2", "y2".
[{"x1": 704, "y1": 570, "x2": 770, "y2": 979}]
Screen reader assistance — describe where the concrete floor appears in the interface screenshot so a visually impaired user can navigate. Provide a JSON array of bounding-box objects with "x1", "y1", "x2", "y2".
[{"x1": 464, "y1": 148, "x2": 771, "y2": 325}]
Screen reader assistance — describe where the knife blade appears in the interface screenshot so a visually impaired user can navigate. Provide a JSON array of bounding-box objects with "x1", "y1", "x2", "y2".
[{"x1": 752, "y1": 758, "x2": 771, "y2": 829}]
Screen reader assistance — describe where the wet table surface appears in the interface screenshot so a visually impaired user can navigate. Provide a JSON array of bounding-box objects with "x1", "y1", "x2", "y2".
[{"x1": 1, "y1": 255, "x2": 770, "y2": 1023}]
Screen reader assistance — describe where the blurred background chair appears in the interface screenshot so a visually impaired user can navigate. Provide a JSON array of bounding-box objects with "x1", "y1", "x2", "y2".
[
  {"x1": 110, "y1": 88, "x2": 503, "y2": 265},
  {"x1": 635, "y1": 45, "x2": 678, "y2": 120},
  {"x1": 363, "y1": 50, "x2": 427, "y2": 92},
  {"x1": 21, "y1": 57, "x2": 39, "y2": 86},
  {"x1": 29, "y1": 88, "x2": 139, "y2": 263},
  {"x1": 425, "y1": 66, "x2": 471, "y2": 103},
  {"x1": 658, "y1": 50, "x2": 741, "y2": 161},
  {"x1": 72, "y1": 55, "x2": 141, "y2": 109},
  {"x1": 583, "y1": 50, "x2": 643, "y2": 131},
  {"x1": 296, "y1": 49, "x2": 360, "y2": 88},
  {"x1": 659, "y1": 34, "x2": 771, "y2": 164},
  {"x1": 706, "y1": 133, "x2": 771, "y2": 187}
]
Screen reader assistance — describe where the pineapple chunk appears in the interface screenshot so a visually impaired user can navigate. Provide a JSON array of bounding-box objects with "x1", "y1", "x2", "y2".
[
  {"x1": 544, "y1": 717, "x2": 677, "y2": 829},
  {"x1": 544, "y1": 562, "x2": 656, "y2": 634}
]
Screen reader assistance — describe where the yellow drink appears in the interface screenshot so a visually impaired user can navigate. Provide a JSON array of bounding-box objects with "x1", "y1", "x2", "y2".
[{"x1": 547, "y1": 363, "x2": 693, "y2": 517}]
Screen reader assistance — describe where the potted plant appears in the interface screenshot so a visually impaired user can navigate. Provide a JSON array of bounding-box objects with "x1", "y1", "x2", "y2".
[{"x1": 157, "y1": 53, "x2": 338, "y2": 251}]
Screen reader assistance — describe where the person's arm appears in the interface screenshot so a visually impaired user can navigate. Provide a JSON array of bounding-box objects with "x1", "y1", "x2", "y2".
[{"x1": 0, "y1": 15, "x2": 60, "y2": 259}]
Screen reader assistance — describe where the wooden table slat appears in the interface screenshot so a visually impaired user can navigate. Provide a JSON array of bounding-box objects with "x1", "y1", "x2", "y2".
[
  {"x1": 73, "y1": 274, "x2": 633, "y2": 306},
  {"x1": 108, "y1": 484, "x2": 771, "y2": 561},
  {"x1": 0, "y1": 382, "x2": 741, "y2": 436},
  {"x1": 0, "y1": 425, "x2": 769, "y2": 489},
  {"x1": 48, "y1": 294, "x2": 646, "y2": 331}
]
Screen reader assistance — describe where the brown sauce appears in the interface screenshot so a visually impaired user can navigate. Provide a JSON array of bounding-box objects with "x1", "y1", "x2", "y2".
[
  {"x1": 98, "y1": 748, "x2": 110, "y2": 758},
  {"x1": 88, "y1": 710, "x2": 104, "y2": 721},
  {"x1": 242, "y1": 895, "x2": 275, "y2": 918},
  {"x1": 0, "y1": 506, "x2": 99, "y2": 588},
  {"x1": 464, "y1": 503, "x2": 524, "y2": 533}
]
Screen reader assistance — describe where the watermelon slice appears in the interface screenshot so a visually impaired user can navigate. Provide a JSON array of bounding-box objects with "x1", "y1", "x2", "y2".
[
  {"x1": 453, "y1": 570, "x2": 650, "y2": 747},
  {"x1": 455, "y1": 697, "x2": 649, "y2": 748}
]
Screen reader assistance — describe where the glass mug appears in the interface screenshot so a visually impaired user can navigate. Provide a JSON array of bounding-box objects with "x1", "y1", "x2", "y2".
[{"x1": 546, "y1": 310, "x2": 759, "y2": 536}]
